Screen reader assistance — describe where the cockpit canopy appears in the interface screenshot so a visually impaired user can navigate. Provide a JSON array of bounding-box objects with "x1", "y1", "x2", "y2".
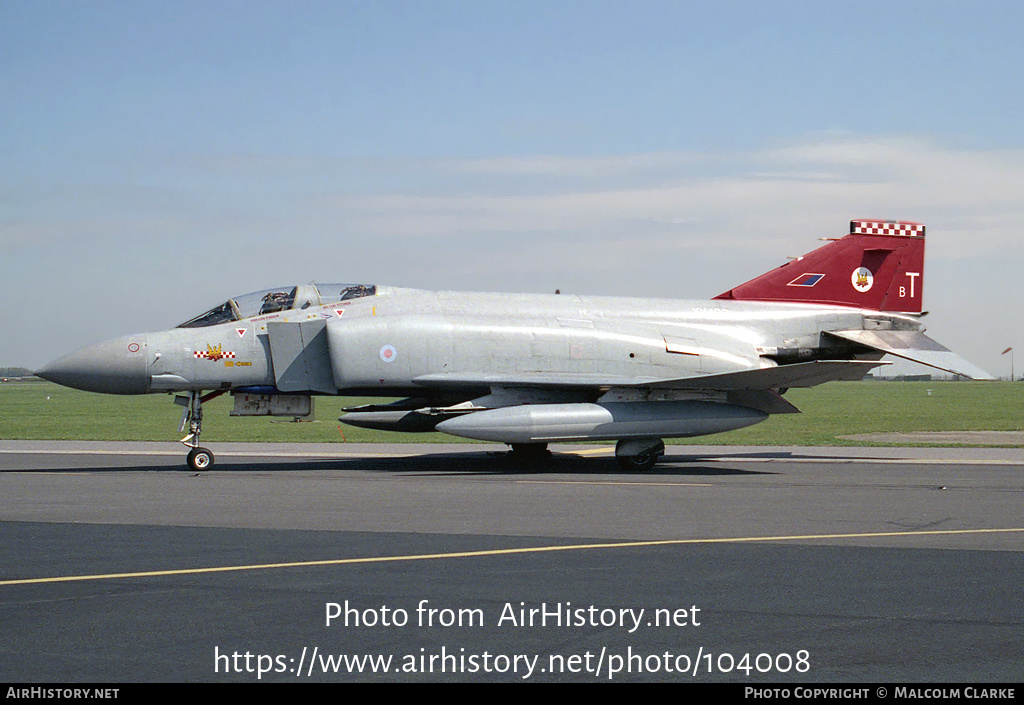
[{"x1": 177, "y1": 283, "x2": 376, "y2": 328}]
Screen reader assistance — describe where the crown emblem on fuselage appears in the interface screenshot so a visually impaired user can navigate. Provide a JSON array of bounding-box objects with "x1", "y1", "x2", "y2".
[{"x1": 194, "y1": 343, "x2": 235, "y2": 361}]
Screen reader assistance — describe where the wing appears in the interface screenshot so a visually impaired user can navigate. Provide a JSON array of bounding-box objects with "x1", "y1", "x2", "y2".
[{"x1": 412, "y1": 359, "x2": 886, "y2": 392}]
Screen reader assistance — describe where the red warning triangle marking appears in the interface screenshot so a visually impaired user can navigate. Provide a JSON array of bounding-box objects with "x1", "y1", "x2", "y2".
[{"x1": 236, "y1": 328, "x2": 247, "y2": 338}]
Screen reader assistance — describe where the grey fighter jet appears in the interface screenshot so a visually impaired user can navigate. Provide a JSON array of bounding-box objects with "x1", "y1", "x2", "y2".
[{"x1": 36, "y1": 219, "x2": 991, "y2": 471}]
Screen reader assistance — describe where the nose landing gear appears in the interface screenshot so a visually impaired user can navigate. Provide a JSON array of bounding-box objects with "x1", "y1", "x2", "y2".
[{"x1": 177, "y1": 390, "x2": 225, "y2": 471}]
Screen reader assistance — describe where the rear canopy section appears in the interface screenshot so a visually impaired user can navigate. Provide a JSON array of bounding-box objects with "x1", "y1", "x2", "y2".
[{"x1": 715, "y1": 220, "x2": 926, "y2": 313}]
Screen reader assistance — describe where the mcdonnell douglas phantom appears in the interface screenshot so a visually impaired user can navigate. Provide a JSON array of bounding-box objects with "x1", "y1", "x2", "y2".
[{"x1": 37, "y1": 219, "x2": 991, "y2": 471}]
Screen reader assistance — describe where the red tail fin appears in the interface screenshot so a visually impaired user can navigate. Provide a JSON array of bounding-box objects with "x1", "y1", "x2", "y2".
[{"x1": 714, "y1": 219, "x2": 925, "y2": 313}]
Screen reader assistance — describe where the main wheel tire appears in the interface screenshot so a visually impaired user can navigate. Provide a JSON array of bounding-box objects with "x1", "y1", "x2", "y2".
[
  {"x1": 187, "y1": 447, "x2": 214, "y2": 471},
  {"x1": 615, "y1": 439, "x2": 664, "y2": 472},
  {"x1": 615, "y1": 452, "x2": 659, "y2": 472}
]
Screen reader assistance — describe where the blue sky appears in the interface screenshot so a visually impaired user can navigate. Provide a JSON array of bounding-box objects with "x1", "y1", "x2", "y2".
[{"x1": 3, "y1": 1, "x2": 1023, "y2": 376}]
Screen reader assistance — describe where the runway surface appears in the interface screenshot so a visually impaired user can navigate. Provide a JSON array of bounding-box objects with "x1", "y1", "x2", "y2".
[{"x1": 1, "y1": 440, "x2": 1022, "y2": 682}]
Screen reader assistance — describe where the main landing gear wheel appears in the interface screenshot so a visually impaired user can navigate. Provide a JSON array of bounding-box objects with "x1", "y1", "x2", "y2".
[
  {"x1": 615, "y1": 439, "x2": 665, "y2": 472},
  {"x1": 187, "y1": 447, "x2": 214, "y2": 472}
]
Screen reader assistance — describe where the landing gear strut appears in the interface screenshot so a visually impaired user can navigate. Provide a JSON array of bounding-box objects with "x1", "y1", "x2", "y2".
[
  {"x1": 178, "y1": 390, "x2": 221, "y2": 471},
  {"x1": 615, "y1": 438, "x2": 664, "y2": 471}
]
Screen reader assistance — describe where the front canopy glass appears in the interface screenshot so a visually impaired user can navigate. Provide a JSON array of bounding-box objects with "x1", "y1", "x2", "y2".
[{"x1": 177, "y1": 283, "x2": 376, "y2": 328}]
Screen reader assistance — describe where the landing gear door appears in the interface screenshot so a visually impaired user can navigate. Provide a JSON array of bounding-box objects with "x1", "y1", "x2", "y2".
[{"x1": 267, "y1": 320, "x2": 337, "y2": 394}]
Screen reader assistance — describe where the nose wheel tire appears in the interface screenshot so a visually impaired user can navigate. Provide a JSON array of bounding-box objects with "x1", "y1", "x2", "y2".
[{"x1": 187, "y1": 447, "x2": 214, "y2": 471}]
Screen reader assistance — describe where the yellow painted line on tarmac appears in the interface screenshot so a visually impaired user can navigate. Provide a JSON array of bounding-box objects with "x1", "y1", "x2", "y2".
[
  {"x1": 0, "y1": 449, "x2": 417, "y2": 459},
  {"x1": 705, "y1": 456, "x2": 1024, "y2": 466},
  {"x1": 0, "y1": 449, "x2": 180, "y2": 457},
  {"x1": 2, "y1": 527, "x2": 1021, "y2": 587},
  {"x1": 563, "y1": 447, "x2": 614, "y2": 457},
  {"x1": 562, "y1": 447, "x2": 1024, "y2": 466},
  {"x1": 1, "y1": 447, "x2": 613, "y2": 459},
  {"x1": 558, "y1": 449, "x2": 1024, "y2": 466},
  {"x1": 517, "y1": 480, "x2": 713, "y2": 487}
]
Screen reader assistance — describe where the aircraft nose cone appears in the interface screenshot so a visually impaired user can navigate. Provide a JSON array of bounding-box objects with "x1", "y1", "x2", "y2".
[{"x1": 35, "y1": 335, "x2": 149, "y2": 394}]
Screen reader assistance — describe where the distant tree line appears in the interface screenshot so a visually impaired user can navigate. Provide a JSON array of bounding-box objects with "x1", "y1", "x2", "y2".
[{"x1": 0, "y1": 367, "x2": 34, "y2": 377}]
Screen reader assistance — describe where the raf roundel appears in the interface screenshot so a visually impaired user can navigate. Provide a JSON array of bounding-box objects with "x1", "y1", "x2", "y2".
[
  {"x1": 379, "y1": 344, "x2": 397, "y2": 363},
  {"x1": 851, "y1": 267, "x2": 873, "y2": 293}
]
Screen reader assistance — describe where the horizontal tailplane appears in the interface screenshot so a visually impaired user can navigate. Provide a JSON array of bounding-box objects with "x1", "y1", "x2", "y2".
[{"x1": 824, "y1": 330, "x2": 994, "y2": 380}]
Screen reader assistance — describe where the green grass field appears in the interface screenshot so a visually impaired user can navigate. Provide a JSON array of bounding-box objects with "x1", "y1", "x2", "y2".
[{"x1": 2, "y1": 379, "x2": 1021, "y2": 446}]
